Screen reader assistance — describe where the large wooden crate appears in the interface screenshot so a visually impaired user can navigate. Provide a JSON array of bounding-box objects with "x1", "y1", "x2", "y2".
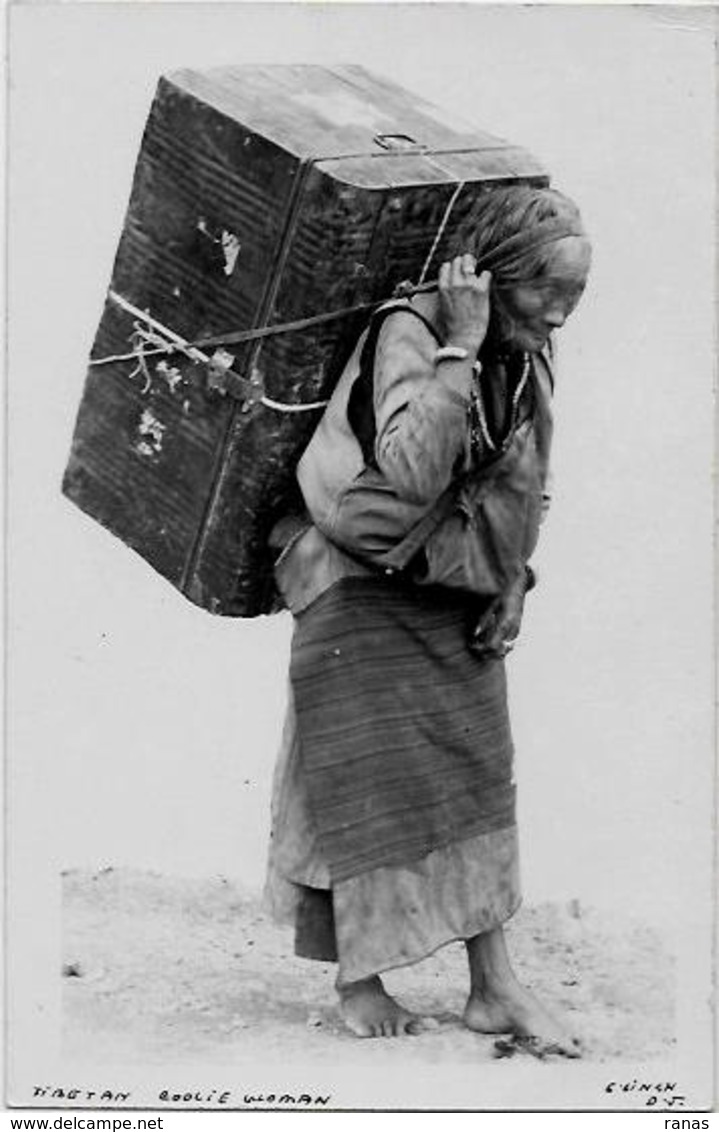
[{"x1": 63, "y1": 64, "x2": 547, "y2": 616}]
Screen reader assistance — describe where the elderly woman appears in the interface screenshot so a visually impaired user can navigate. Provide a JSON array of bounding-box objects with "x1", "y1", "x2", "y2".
[{"x1": 266, "y1": 184, "x2": 592, "y2": 1055}]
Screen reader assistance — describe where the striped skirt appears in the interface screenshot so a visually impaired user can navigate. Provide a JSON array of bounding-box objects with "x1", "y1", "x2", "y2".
[{"x1": 266, "y1": 574, "x2": 521, "y2": 983}]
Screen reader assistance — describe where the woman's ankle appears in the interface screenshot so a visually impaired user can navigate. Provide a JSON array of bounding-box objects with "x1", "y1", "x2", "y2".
[
  {"x1": 465, "y1": 927, "x2": 527, "y2": 1001},
  {"x1": 335, "y1": 974, "x2": 383, "y2": 999}
]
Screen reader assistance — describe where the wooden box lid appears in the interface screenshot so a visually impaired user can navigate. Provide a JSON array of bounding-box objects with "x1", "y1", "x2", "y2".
[{"x1": 166, "y1": 63, "x2": 545, "y2": 185}]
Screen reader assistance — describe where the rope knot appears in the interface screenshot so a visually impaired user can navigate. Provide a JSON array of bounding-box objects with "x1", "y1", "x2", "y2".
[{"x1": 392, "y1": 279, "x2": 416, "y2": 299}]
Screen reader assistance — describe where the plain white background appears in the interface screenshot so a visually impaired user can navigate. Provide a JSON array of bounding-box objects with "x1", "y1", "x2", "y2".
[{"x1": 8, "y1": 3, "x2": 714, "y2": 931}]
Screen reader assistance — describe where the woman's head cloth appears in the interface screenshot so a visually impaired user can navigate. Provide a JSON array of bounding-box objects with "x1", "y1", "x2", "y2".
[{"x1": 452, "y1": 186, "x2": 588, "y2": 285}]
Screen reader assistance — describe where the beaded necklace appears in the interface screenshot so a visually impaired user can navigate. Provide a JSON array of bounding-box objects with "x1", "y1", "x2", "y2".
[{"x1": 470, "y1": 352, "x2": 532, "y2": 458}]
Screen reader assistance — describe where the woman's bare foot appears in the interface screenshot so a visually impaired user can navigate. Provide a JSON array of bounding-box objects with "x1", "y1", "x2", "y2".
[
  {"x1": 464, "y1": 984, "x2": 581, "y2": 1058},
  {"x1": 464, "y1": 926, "x2": 581, "y2": 1058},
  {"x1": 337, "y1": 975, "x2": 425, "y2": 1038}
]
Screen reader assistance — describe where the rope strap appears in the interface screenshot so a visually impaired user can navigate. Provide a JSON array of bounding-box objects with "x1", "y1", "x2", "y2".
[
  {"x1": 89, "y1": 210, "x2": 582, "y2": 413},
  {"x1": 96, "y1": 292, "x2": 329, "y2": 414},
  {"x1": 418, "y1": 180, "x2": 466, "y2": 285}
]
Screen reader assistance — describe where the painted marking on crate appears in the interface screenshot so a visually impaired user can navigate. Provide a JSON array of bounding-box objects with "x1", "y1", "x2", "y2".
[
  {"x1": 220, "y1": 231, "x2": 241, "y2": 276},
  {"x1": 197, "y1": 218, "x2": 242, "y2": 277},
  {"x1": 135, "y1": 409, "x2": 166, "y2": 457},
  {"x1": 155, "y1": 361, "x2": 184, "y2": 394}
]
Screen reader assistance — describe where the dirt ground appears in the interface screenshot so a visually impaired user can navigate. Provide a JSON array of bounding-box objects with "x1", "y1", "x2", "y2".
[{"x1": 61, "y1": 867, "x2": 675, "y2": 1067}]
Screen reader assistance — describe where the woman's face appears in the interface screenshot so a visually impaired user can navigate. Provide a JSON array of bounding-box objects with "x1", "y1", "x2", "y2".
[{"x1": 493, "y1": 236, "x2": 592, "y2": 353}]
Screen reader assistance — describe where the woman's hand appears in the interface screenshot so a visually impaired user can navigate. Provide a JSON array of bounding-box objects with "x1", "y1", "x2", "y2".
[
  {"x1": 470, "y1": 571, "x2": 527, "y2": 660},
  {"x1": 438, "y1": 255, "x2": 492, "y2": 355}
]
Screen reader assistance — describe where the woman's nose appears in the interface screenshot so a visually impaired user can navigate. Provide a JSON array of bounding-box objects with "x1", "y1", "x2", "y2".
[{"x1": 544, "y1": 305, "x2": 567, "y2": 329}]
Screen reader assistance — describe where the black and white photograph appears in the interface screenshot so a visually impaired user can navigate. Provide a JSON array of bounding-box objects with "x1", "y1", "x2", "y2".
[{"x1": 6, "y1": 1, "x2": 716, "y2": 1115}]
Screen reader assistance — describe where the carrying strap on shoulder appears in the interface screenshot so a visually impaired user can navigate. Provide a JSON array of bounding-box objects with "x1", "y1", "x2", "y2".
[
  {"x1": 348, "y1": 302, "x2": 443, "y2": 466},
  {"x1": 373, "y1": 477, "x2": 466, "y2": 574},
  {"x1": 374, "y1": 431, "x2": 517, "y2": 575},
  {"x1": 348, "y1": 301, "x2": 465, "y2": 575},
  {"x1": 344, "y1": 301, "x2": 508, "y2": 576}
]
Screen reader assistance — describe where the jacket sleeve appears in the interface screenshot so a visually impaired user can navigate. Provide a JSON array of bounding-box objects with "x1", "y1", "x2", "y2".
[{"x1": 372, "y1": 311, "x2": 474, "y2": 505}]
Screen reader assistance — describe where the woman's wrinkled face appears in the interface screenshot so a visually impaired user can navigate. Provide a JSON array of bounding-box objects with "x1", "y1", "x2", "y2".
[{"x1": 494, "y1": 236, "x2": 592, "y2": 353}]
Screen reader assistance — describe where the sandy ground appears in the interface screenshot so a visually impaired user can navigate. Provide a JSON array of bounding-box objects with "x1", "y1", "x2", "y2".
[{"x1": 61, "y1": 867, "x2": 675, "y2": 1068}]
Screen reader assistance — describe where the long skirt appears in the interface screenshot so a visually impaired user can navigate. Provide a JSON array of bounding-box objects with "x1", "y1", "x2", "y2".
[{"x1": 265, "y1": 575, "x2": 521, "y2": 984}]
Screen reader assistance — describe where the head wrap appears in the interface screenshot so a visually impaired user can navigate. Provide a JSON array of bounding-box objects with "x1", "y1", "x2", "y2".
[{"x1": 477, "y1": 219, "x2": 587, "y2": 284}]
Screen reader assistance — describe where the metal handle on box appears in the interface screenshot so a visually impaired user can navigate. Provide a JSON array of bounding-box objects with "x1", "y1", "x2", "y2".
[{"x1": 373, "y1": 133, "x2": 426, "y2": 153}]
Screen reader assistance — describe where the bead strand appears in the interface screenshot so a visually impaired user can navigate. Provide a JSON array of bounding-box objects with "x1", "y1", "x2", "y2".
[{"x1": 470, "y1": 353, "x2": 531, "y2": 456}]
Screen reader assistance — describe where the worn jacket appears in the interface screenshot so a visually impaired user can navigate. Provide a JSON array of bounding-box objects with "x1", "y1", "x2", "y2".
[{"x1": 275, "y1": 303, "x2": 554, "y2": 615}]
